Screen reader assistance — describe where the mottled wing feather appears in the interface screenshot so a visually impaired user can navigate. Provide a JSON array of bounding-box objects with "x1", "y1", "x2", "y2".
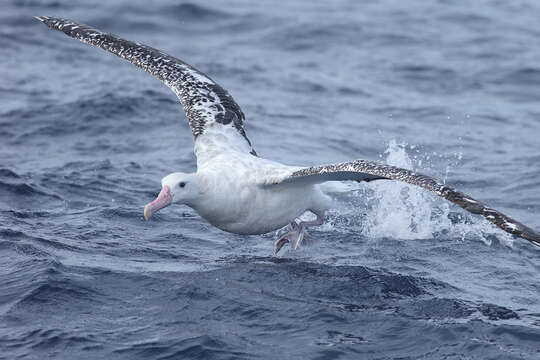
[
  {"x1": 35, "y1": 16, "x2": 256, "y2": 155},
  {"x1": 278, "y1": 159, "x2": 540, "y2": 247}
]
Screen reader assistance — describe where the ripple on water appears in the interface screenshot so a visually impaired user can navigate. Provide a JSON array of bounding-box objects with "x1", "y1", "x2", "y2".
[{"x1": 2, "y1": 1, "x2": 540, "y2": 359}]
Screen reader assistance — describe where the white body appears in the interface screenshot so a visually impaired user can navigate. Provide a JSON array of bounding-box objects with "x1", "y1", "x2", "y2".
[{"x1": 192, "y1": 148, "x2": 331, "y2": 235}]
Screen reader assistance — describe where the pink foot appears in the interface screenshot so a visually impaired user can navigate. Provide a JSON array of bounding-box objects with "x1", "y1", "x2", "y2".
[{"x1": 273, "y1": 214, "x2": 324, "y2": 255}]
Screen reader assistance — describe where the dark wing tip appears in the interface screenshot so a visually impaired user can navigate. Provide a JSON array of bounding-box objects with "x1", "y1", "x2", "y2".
[
  {"x1": 35, "y1": 16, "x2": 84, "y2": 34},
  {"x1": 34, "y1": 15, "x2": 52, "y2": 24},
  {"x1": 522, "y1": 228, "x2": 540, "y2": 247},
  {"x1": 35, "y1": 16, "x2": 62, "y2": 30}
]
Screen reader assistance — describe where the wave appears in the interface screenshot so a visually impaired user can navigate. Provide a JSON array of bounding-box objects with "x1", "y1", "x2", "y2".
[
  {"x1": 499, "y1": 68, "x2": 540, "y2": 87},
  {"x1": 0, "y1": 168, "x2": 21, "y2": 179},
  {"x1": 161, "y1": 3, "x2": 231, "y2": 20},
  {"x1": 2, "y1": 91, "x2": 176, "y2": 144},
  {"x1": 114, "y1": 335, "x2": 249, "y2": 359},
  {"x1": 263, "y1": 22, "x2": 364, "y2": 51},
  {"x1": 0, "y1": 168, "x2": 64, "y2": 209},
  {"x1": 13, "y1": 0, "x2": 66, "y2": 9}
]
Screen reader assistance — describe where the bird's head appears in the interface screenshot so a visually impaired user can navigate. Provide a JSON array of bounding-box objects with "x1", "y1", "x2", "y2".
[{"x1": 143, "y1": 172, "x2": 199, "y2": 220}]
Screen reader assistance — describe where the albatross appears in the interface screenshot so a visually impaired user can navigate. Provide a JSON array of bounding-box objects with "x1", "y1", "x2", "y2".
[{"x1": 36, "y1": 16, "x2": 540, "y2": 253}]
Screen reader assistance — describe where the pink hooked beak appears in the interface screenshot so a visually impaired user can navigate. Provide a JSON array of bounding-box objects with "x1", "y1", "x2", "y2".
[{"x1": 144, "y1": 185, "x2": 172, "y2": 220}]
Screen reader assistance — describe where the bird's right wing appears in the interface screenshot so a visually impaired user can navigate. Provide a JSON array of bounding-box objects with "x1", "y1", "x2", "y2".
[
  {"x1": 264, "y1": 159, "x2": 540, "y2": 247},
  {"x1": 36, "y1": 16, "x2": 256, "y2": 159}
]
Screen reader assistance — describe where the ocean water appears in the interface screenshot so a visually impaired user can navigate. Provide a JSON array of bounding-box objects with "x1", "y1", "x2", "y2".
[{"x1": 1, "y1": 0, "x2": 540, "y2": 358}]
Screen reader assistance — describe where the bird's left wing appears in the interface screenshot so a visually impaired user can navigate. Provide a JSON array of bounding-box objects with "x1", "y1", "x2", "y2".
[
  {"x1": 35, "y1": 16, "x2": 256, "y2": 158},
  {"x1": 264, "y1": 159, "x2": 540, "y2": 247}
]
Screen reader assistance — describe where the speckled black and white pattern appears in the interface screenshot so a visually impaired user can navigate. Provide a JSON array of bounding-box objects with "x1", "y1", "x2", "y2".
[
  {"x1": 285, "y1": 160, "x2": 540, "y2": 247},
  {"x1": 36, "y1": 16, "x2": 256, "y2": 155}
]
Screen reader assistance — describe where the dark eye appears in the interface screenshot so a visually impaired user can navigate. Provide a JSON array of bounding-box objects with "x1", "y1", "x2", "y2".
[{"x1": 179, "y1": 182, "x2": 186, "y2": 188}]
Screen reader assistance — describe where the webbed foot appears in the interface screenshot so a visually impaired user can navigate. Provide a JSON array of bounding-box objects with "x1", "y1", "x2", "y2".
[{"x1": 273, "y1": 214, "x2": 324, "y2": 255}]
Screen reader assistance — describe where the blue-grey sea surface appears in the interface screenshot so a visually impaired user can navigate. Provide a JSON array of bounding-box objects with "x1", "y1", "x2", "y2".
[{"x1": 1, "y1": 0, "x2": 540, "y2": 359}]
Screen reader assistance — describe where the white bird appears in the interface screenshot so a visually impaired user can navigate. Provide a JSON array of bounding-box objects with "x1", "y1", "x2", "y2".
[{"x1": 36, "y1": 16, "x2": 540, "y2": 253}]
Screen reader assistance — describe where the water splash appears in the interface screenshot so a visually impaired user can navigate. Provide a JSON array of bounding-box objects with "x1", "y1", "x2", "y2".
[
  {"x1": 362, "y1": 140, "x2": 438, "y2": 239},
  {"x1": 337, "y1": 140, "x2": 514, "y2": 246}
]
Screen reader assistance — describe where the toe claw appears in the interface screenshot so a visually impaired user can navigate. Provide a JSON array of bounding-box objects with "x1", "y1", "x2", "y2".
[
  {"x1": 293, "y1": 231, "x2": 306, "y2": 250},
  {"x1": 274, "y1": 237, "x2": 289, "y2": 255}
]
